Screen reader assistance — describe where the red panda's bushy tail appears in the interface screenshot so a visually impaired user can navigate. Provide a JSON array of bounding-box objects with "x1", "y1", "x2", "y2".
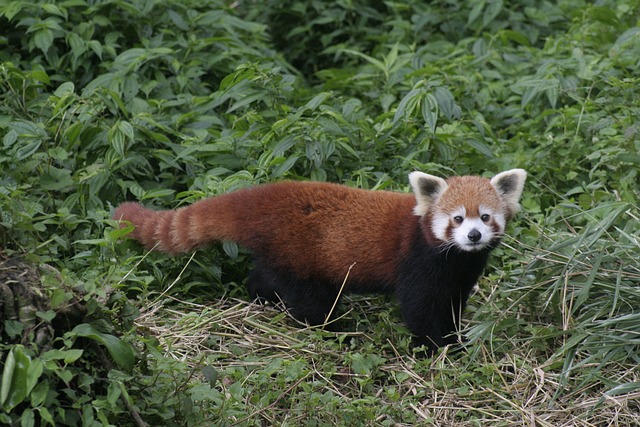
[
  {"x1": 113, "y1": 202, "x2": 184, "y2": 254},
  {"x1": 113, "y1": 197, "x2": 239, "y2": 254}
]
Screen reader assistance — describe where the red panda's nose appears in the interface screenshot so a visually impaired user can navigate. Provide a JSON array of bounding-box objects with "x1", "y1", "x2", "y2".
[{"x1": 467, "y1": 229, "x2": 482, "y2": 242}]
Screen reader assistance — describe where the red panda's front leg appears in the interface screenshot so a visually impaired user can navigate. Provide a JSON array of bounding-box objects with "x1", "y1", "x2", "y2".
[
  {"x1": 397, "y1": 286, "x2": 468, "y2": 355},
  {"x1": 397, "y1": 287, "x2": 466, "y2": 356},
  {"x1": 395, "y1": 237, "x2": 488, "y2": 355}
]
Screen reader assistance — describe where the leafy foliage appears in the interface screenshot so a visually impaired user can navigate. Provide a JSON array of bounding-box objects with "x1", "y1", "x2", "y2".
[{"x1": 1, "y1": 0, "x2": 639, "y2": 425}]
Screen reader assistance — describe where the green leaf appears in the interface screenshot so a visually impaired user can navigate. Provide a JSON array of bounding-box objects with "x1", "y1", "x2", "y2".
[
  {"x1": 466, "y1": 138, "x2": 495, "y2": 158},
  {"x1": 605, "y1": 381, "x2": 640, "y2": 397},
  {"x1": 54, "y1": 81, "x2": 75, "y2": 97},
  {"x1": 350, "y1": 352, "x2": 385, "y2": 376},
  {"x1": 118, "y1": 121, "x2": 134, "y2": 140},
  {"x1": 34, "y1": 28, "x2": 53, "y2": 53},
  {"x1": 467, "y1": 0, "x2": 484, "y2": 25},
  {"x1": 88, "y1": 39, "x2": 103, "y2": 59},
  {"x1": 222, "y1": 241, "x2": 239, "y2": 259},
  {"x1": 107, "y1": 382, "x2": 122, "y2": 406},
  {"x1": 0, "y1": 348, "x2": 16, "y2": 406},
  {"x1": 202, "y1": 365, "x2": 218, "y2": 388},
  {"x1": 305, "y1": 141, "x2": 324, "y2": 168},
  {"x1": 501, "y1": 29, "x2": 530, "y2": 46},
  {"x1": 108, "y1": 224, "x2": 135, "y2": 241},
  {"x1": 588, "y1": 6, "x2": 619, "y2": 26},
  {"x1": 40, "y1": 166, "x2": 74, "y2": 191},
  {"x1": 4, "y1": 320, "x2": 23, "y2": 339},
  {"x1": 340, "y1": 49, "x2": 385, "y2": 72},
  {"x1": 20, "y1": 408, "x2": 35, "y2": 427},
  {"x1": 394, "y1": 87, "x2": 422, "y2": 124},
  {"x1": 0, "y1": 1, "x2": 24, "y2": 20},
  {"x1": 168, "y1": 10, "x2": 189, "y2": 31},
  {"x1": 546, "y1": 84, "x2": 558, "y2": 108},
  {"x1": 67, "y1": 31, "x2": 86, "y2": 58},
  {"x1": 15, "y1": 140, "x2": 43, "y2": 161},
  {"x1": 30, "y1": 381, "x2": 49, "y2": 408},
  {"x1": 40, "y1": 3, "x2": 66, "y2": 18},
  {"x1": 71, "y1": 324, "x2": 136, "y2": 371},
  {"x1": 433, "y1": 87, "x2": 458, "y2": 120},
  {"x1": 271, "y1": 155, "x2": 299, "y2": 177},
  {"x1": 520, "y1": 83, "x2": 541, "y2": 107},
  {"x1": 74, "y1": 238, "x2": 107, "y2": 246},
  {"x1": 29, "y1": 70, "x2": 50, "y2": 85},
  {"x1": 304, "y1": 92, "x2": 332, "y2": 111},
  {"x1": 36, "y1": 310, "x2": 56, "y2": 323},
  {"x1": 226, "y1": 92, "x2": 264, "y2": 113},
  {"x1": 37, "y1": 406, "x2": 54, "y2": 425},
  {"x1": 421, "y1": 93, "x2": 438, "y2": 132},
  {"x1": 482, "y1": 0, "x2": 503, "y2": 27},
  {"x1": 41, "y1": 349, "x2": 84, "y2": 363},
  {"x1": 1, "y1": 345, "x2": 41, "y2": 411},
  {"x1": 3, "y1": 129, "x2": 17, "y2": 146},
  {"x1": 108, "y1": 121, "x2": 126, "y2": 157},
  {"x1": 141, "y1": 188, "x2": 176, "y2": 200}
]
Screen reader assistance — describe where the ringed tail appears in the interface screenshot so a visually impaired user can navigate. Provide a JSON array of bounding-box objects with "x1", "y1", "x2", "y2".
[{"x1": 113, "y1": 194, "x2": 239, "y2": 255}]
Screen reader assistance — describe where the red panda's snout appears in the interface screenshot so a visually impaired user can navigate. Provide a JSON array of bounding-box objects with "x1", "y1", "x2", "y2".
[
  {"x1": 433, "y1": 206, "x2": 506, "y2": 252},
  {"x1": 450, "y1": 207, "x2": 506, "y2": 251}
]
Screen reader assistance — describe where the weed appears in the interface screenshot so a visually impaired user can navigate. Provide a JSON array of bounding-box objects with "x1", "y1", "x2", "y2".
[{"x1": 1, "y1": 0, "x2": 639, "y2": 425}]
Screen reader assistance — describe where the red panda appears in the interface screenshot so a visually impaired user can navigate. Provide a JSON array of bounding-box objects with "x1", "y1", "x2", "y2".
[{"x1": 113, "y1": 169, "x2": 526, "y2": 354}]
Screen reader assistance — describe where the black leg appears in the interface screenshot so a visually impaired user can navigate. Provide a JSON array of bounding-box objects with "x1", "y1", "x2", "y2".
[
  {"x1": 397, "y1": 288, "x2": 467, "y2": 355},
  {"x1": 246, "y1": 268, "x2": 282, "y2": 304},
  {"x1": 245, "y1": 265, "x2": 341, "y2": 328},
  {"x1": 284, "y1": 279, "x2": 341, "y2": 328}
]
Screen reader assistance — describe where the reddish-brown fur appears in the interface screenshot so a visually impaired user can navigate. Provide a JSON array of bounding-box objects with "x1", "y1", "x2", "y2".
[
  {"x1": 114, "y1": 182, "x2": 417, "y2": 289},
  {"x1": 436, "y1": 176, "x2": 504, "y2": 216}
]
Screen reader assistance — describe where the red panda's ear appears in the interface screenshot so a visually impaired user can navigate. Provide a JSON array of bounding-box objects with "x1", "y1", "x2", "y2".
[
  {"x1": 490, "y1": 169, "x2": 527, "y2": 215},
  {"x1": 409, "y1": 172, "x2": 448, "y2": 217}
]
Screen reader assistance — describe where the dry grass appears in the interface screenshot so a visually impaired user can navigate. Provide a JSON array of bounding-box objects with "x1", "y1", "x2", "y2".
[
  {"x1": 133, "y1": 291, "x2": 640, "y2": 426},
  {"x1": 126, "y1": 204, "x2": 640, "y2": 425}
]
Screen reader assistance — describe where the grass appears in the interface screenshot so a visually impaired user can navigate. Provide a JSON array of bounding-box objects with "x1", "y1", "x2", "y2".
[
  {"x1": 131, "y1": 280, "x2": 640, "y2": 426},
  {"x1": 122, "y1": 212, "x2": 640, "y2": 425},
  {"x1": 1, "y1": 0, "x2": 639, "y2": 425}
]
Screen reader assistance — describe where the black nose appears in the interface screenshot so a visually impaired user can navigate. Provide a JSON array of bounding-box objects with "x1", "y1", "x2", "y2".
[{"x1": 467, "y1": 229, "x2": 482, "y2": 242}]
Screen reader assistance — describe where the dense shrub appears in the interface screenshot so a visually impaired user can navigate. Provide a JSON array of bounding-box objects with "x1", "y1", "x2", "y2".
[{"x1": 1, "y1": 0, "x2": 638, "y2": 425}]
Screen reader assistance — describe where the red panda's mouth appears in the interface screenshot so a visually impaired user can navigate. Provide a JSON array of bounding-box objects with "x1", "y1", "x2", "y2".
[{"x1": 460, "y1": 241, "x2": 487, "y2": 251}]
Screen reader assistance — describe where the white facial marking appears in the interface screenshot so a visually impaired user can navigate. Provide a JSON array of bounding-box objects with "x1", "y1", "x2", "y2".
[
  {"x1": 479, "y1": 205, "x2": 504, "y2": 231},
  {"x1": 481, "y1": 205, "x2": 506, "y2": 237},
  {"x1": 431, "y1": 212, "x2": 450, "y2": 241},
  {"x1": 453, "y1": 217, "x2": 493, "y2": 251},
  {"x1": 431, "y1": 205, "x2": 506, "y2": 252}
]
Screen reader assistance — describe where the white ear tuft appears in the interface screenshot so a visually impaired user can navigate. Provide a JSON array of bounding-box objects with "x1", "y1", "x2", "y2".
[
  {"x1": 409, "y1": 171, "x2": 448, "y2": 216},
  {"x1": 490, "y1": 169, "x2": 527, "y2": 215}
]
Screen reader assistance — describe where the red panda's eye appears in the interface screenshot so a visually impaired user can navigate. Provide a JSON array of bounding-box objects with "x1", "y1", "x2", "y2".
[
  {"x1": 453, "y1": 216, "x2": 464, "y2": 224},
  {"x1": 481, "y1": 214, "x2": 490, "y2": 222}
]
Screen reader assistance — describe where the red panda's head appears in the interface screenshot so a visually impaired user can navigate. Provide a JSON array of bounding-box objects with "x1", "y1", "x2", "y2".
[{"x1": 409, "y1": 169, "x2": 527, "y2": 252}]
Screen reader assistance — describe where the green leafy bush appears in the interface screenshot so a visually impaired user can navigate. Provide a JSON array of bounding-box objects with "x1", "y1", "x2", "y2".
[{"x1": 1, "y1": 0, "x2": 639, "y2": 425}]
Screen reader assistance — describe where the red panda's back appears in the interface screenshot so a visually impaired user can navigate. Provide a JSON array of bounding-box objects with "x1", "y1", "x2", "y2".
[
  {"x1": 229, "y1": 181, "x2": 418, "y2": 288},
  {"x1": 114, "y1": 181, "x2": 418, "y2": 289}
]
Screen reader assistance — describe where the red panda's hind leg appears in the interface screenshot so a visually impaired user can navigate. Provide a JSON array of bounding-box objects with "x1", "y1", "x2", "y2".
[
  {"x1": 246, "y1": 268, "x2": 281, "y2": 305},
  {"x1": 246, "y1": 263, "x2": 341, "y2": 329}
]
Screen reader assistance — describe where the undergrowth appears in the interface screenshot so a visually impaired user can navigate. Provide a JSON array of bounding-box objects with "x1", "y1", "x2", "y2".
[{"x1": 1, "y1": 0, "x2": 639, "y2": 425}]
